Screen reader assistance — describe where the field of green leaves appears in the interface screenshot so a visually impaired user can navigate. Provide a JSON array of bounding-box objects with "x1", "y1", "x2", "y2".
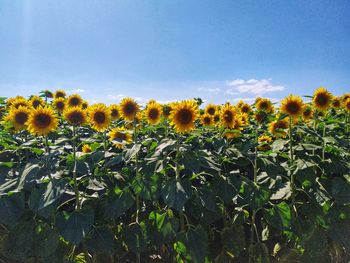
[{"x1": 0, "y1": 88, "x2": 349, "y2": 262}]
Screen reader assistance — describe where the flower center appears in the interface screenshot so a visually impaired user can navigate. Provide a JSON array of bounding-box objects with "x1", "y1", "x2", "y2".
[
  {"x1": 35, "y1": 113, "x2": 52, "y2": 128},
  {"x1": 15, "y1": 112, "x2": 28, "y2": 125},
  {"x1": 148, "y1": 108, "x2": 159, "y2": 120},
  {"x1": 177, "y1": 109, "x2": 192, "y2": 125},
  {"x1": 94, "y1": 111, "x2": 106, "y2": 123}
]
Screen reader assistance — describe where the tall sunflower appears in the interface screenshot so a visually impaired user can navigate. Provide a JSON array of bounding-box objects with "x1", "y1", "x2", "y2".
[
  {"x1": 256, "y1": 98, "x2": 274, "y2": 113},
  {"x1": 5, "y1": 106, "x2": 30, "y2": 131},
  {"x1": 280, "y1": 95, "x2": 304, "y2": 118},
  {"x1": 201, "y1": 114, "x2": 213, "y2": 126},
  {"x1": 162, "y1": 104, "x2": 172, "y2": 118},
  {"x1": 109, "y1": 104, "x2": 120, "y2": 120},
  {"x1": 332, "y1": 97, "x2": 341, "y2": 109},
  {"x1": 64, "y1": 107, "x2": 86, "y2": 126},
  {"x1": 82, "y1": 144, "x2": 92, "y2": 153},
  {"x1": 30, "y1": 96, "x2": 45, "y2": 108},
  {"x1": 67, "y1": 94, "x2": 83, "y2": 107},
  {"x1": 220, "y1": 104, "x2": 236, "y2": 129},
  {"x1": 205, "y1": 104, "x2": 217, "y2": 116},
  {"x1": 9, "y1": 97, "x2": 30, "y2": 109},
  {"x1": 268, "y1": 119, "x2": 289, "y2": 138},
  {"x1": 145, "y1": 102, "x2": 162, "y2": 125},
  {"x1": 108, "y1": 127, "x2": 132, "y2": 149},
  {"x1": 302, "y1": 107, "x2": 313, "y2": 122},
  {"x1": 81, "y1": 101, "x2": 89, "y2": 109},
  {"x1": 240, "y1": 103, "x2": 252, "y2": 114},
  {"x1": 344, "y1": 98, "x2": 350, "y2": 113},
  {"x1": 88, "y1": 104, "x2": 111, "y2": 132},
  {"x1": 53, "y1": 98, "x2": 66, "y2": 112},
  {"x1": 258, "y1": 135, "x2": 273, "y2": 151},
  {"x1": 170, "y1": 100, "x2": 198, "y2": 133},
  {"x1": 342, "y1": 93, "x2": 350, "y2": 103},
  {"x1": 6, "y1": 96, "x2": 26, "y2": 107},
  {"x1": 54, "y1": 90, "x2": 66, "y2": 99},
  {"x1": 119, "y1": 97, "x2": 139, "y2": 121},
  {"x1": 313, "y1": 87, "x2": 332, "y2": 111},
  {"x1": 26, "y1": 106, "x2": 58, "y2": 136}
]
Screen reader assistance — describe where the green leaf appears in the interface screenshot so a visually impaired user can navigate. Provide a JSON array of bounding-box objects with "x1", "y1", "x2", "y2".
[
  {"x1": 221, "y1": 224, "x2": 245, "y2": 256},
  {"x1": 124, "y1": 223, "x2": 148, "y2": 253},
  {"x1": 212, "y1": 175, "x2": 238, "y2": 203},
  {"x1": 125, "y1": 143, "x2": 141, "y2": 162},
  {"x1": 0, "y1": 192, "x2": 24, "y2": 226},
  {"x1": 85, "y1": 226, "x2": 115, "y2": 252},
  {"x1": 101, "y1": 187, "x2": 134, "y2": 219},
  {"x1": 161, "y1": 178, "x2": 192, "y2": 211},
  {"x1": 17, "y1": 163, "x2": 41, "y2": 190},
  {"x1": 331, "y1": 177, "x2": 350, "y2": 204},
  {"x1": 56, "y1": 206, "x2": 94, "y2": 245},
  {"x1": 265, "y1": 202, "x2": 291, "y2": 232},
  {"x1": 179, "y1": 225, "x2": 208, "y2": 263},
  {"x1": 32, "y1": 224, "x2": 60, "y2": 258}
]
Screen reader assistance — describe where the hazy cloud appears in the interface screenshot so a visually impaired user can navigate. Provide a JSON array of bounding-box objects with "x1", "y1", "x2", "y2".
[{"x1": 226, "y1": 78, "x2": 285, "y2": 96}]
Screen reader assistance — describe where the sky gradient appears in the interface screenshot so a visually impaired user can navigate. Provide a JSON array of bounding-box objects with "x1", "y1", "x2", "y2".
[{"x1": 0, "y1": 0, "x2": 349, "y2": 105}]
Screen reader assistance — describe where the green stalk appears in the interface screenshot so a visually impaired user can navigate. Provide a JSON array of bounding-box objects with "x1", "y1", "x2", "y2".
[
  {"x1": 322, "y1": 122, "x2": 326, "y2": 161},
  {"x1": 289, "y1": 117, "x2": 296, "y2": 218},
  {"x1": 72, "y1": 125, "x2": 80, "y2": 211},
  {"x1": 133, "y1": 118, "x2": 140, "y2": 224},
  {"x1": 176, "y1": 133, "x2": 185, "y2": 232}
]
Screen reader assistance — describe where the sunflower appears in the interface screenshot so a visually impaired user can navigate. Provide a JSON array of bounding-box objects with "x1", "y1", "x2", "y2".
[
  {"x1": 6, "y1": 96, "x2": 26, "y2": 107},
  {"x1": 205, "y1": 104, "x2": 217, "y2": 116},
  {"x1": 108, "y1": 127, "x2": 132, "y2": 149},
  {"x1": 119, "y1": 97, "x2": 139, "y2": 121},
  {"x1": 109, "y1": 104, "x2": 120, "y2": 120},
  {"x1": 240, "y1": 103, "x2": 252, "y2": 114},
  {"x1": 239, "y1": 113, "x2": 249, "y2": 126},
  {"x1": 170, "y1": 100, "x2": 198, "y2": 133},
  {"x1": 145, "y1": 102, "x2": 162, "y2": 125},
  {"x1": 223, "y1": 130, "x2": 241, "y2": 139},
  {"x1": 268, "y1": 119, "x2": 289, "y2": 138},
  {"x1": 82, "y1": 144, "x2": 92, "y2": 153},
  {"x1": 255, "y1": 111, "x2": 267, "y2": 124},
  {"x1": 9, "y1": 97, "x2": 30, "y2": 109},
  {"x1": 344, "y1": 98, "x2": 350, "y2": 113},
  {"x1": 67, "y1": 94, "x2": 83, "y2": 107},
  {"x1": 256, "y1": 98, "x2": 274, "y2": 113},
  {"x1": 213, "y1": 114, "x2": 221, "y2": 124},
  {"x1": 82, "y1": 101, "x2": 89, "y2": 109},
  {"x1": 54, "y1": 90, "x2": 66, "y2": 99},
  {"x1": 201, "y1": 114, "x2": 213, "y2": 126},
  {"x1": 64, "y1": 107, "x2": 86, "y2": 126},
  {"x1": 280, "y1": 95, "x2": 304, "y2": 118},
  {"x1": 302, "y1": 107, "x2": 313, "y2": 122},
  {"x1": 53, "y1": 98, "x2": 66, "y2": 112},
  {"x1": 342, "y1": 93, "x2": 350, "y2": 103},
  {"x1": 88, "y1": 104, "x2": 111, "y2": 132},
  {"x1": 30, "y1": 95, "x2": 45, "y2": 108},
  {"x1": 5, "y1": 106, "x2": 30, "y2": 131},
  {"x1": 258, "y1": 135, "x2": 273, "y2": 151},
  {"x1": 220, "y1": 104, "x2": 237, "y2": 129},
  {"x1": 313, "y1": 87, "x2": 332, "y2": 111},
  {"x1": 332, "y1": 97, "x2": 341, "y2": 108},
  {"x1": 162, "y1": 104, "x2": 172, "y2": 118},
  {"x1": 26, "y1": 106, "x2": 58, "y2": 136},
  {"x1": 44, "y1": 90, "x2": 54, "y2": 98}
]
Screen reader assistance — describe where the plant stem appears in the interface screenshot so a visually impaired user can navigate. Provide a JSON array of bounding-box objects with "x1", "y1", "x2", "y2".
[
  {"x1": 175, "y1": 133, "x2": 185, "y2": 232},
  {"x1": 133, "y1": 119, "x2": 140, "y2": 224},
  {"x1": 72, "y1": 126, "x2": 80, "y2": 211},
  {"x1": 322, "y1": 122, "x2": 326, "y2": 161},
  {"x1": 254, "y1": 125, "x2": 258, "y2": 184},
  {"x1": 289, "y1": 117, "x2": 296, "y2": 218}
]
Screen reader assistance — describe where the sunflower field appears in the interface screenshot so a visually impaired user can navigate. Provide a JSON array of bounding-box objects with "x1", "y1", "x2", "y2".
[{"x1": 0, "y1": 88, "x2": 349, "y2": 263}]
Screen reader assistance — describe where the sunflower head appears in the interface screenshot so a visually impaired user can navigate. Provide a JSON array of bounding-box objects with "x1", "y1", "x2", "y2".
[
  {"x1": 9, "y1": 97, "x2": 30, "y2": 109},
  {"x1": 256, "y1": 98, "x2": 274, "y2": 113},
  {"x1": 240, "y1": 103, "x2": 252, "y2": 114},
  {"x1": 119, "y1": 97, "x2": 139, "y2": 121},
  {"x1": 82, "y1": 144, "x2": 92, "y2": 153},
  {"x1": 43, "y1": 90, "x2": 54, "y2": 98},
  {"x1": 220, "y1": 104, "x2": 237, "y2": 129},
  {"x1": 64, "y1": 107, "x2": 87, "y2": 126},
  {"x1": 170, "y1": 100, "x2": 199, "y2": 133},
  {"x1": 344, "y1": 98, "x2": 350, "y2": 113},
  {"x1": 145, "y1": 102, "x2": 162, "y2": 125},
  {"x1": 82, "y1": 101, "x2": 89, "y2": 109},
  {"x1": 255, "y1": 111, "x2": 267, "y2": 124},
  {"x1": 342, "y1": 93, "x2": 350, "y2": 103},
  {"x1": 205, "y1": 104, "x2": 217, "y2": 116},
  {"x1": 108, "y1": 127, "x2": 132, "y2": 149},
  {"x1": 258, "y1": 135, "x2": 273, "y2": 151},
  {"x1": 162, "y1": 104, "x2": 173, "y2": 118},
  {"x1": 280, "y1": 95, "x2": 304, "y2": 118},
  {"x1": 213, "y1": 114, "x2": 221, "y2": 124},
  {"x1": 54, "y1": 90, "x2": 66, "y2": 99},
  {"x1": 88, "y1": 104, "x2": 111, "y2": 132},
  {"x1": 5, "y1": 106, "x2": 30, "y2": 131},
  {"x1": 223, "y1": 130, "x2": 241, "y2": 140},
  {"x1": 108, "y1": 104, "x2": 120, "y2": 120},
  {"x1": 6, "y1": 96, "x2": 26, "y2": 107},
  {"x1": 67, "y1": 94, "x2": 83, "y2": 107},
  {"x1": 268, "y1": 119, "x2": 289, "y2": 138},
  {"x1": 201, "y1": 114, "x2": 213, "y2": 126},
  {"x1": 30, "y1": 95, "x2": 45, "y2": 108},
  {"x1": 53, "y1": 98, "x2": 66, "y2": 112},
  {"x1": 302, "y1": 106, "x2": 313, "y2": 121},
  {"x1": 332, "y1": 97, "x2": 341, "y2": 108},
  {"x1": 239, "y1": 113, "x2": 249, "y2": 126},
  {"x1": 26, "y1": 106, "x2": 58, "y2": 136},
  {"x1": 313, "y1": 87, "x2": 332, "y2": 111}
]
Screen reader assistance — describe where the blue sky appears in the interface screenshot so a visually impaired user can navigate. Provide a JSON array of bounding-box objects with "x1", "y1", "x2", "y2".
[{"x1": 0, "y1": 0, "x2": 349, "y2": 105}]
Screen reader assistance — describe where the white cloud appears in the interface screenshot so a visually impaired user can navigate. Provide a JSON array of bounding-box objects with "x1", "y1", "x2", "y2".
[
  {"x1": 67, "y1": 88, "x2": 85, "y2": 93},
  {"x1": 197, "y1": 87, "x2": 220, "y2": 94},
  {"x1": 107, "y1": 94, "x2": 125, "y2": 100},
  {"x1": 226, "y1": 78, "x2": 285, "y2": 96}
]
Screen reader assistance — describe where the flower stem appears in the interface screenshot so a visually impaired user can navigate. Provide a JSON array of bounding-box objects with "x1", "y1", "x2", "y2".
[
  {"x1": 72, "y1": 126, "x2": 80, "y2": 211},
  {"x1": 289, "y1": 117, "x2": 296, "y2": 218},
  {"x1": 176, "y1": 133, "x2": 185, "y2": 232}
]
